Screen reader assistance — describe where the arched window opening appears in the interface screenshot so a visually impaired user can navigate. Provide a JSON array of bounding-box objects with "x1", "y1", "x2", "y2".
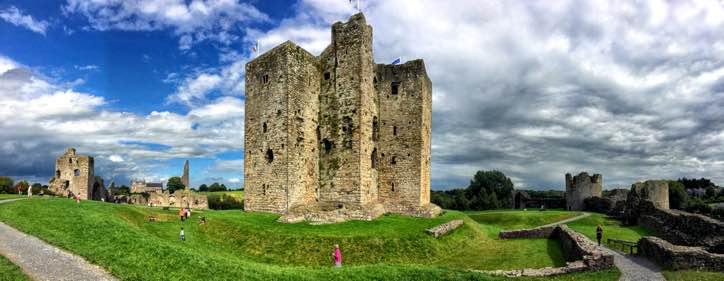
[
  {"x1": 371, "y1": 148, "x2": 377, "y2": 169},
  {"x1": 56, "y1": 170, "x2": 60, "y2": 178},
  {"x1": 393, "y1": 126, "x2": 397, "y2": 136},
  {"x1": 74, "y1": 169, "x2": 80, "y2": 176},
  {"x1": 372, "y1": 117, "x2": 379, "y2": 141},
  {"x1": 391, "y1": 81, "x2": 399, "y2": 95},
  {"x1": 391, "y1": 156, "x2": 397, "y2": 165},
  {"x1": 263, "y1": 122, "x2": 267, "y2": 133},
  {"x1": 392, "y1": 182, "x2": 395, "y2": 192}
]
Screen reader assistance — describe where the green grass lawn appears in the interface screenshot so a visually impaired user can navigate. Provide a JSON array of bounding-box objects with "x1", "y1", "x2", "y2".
[
  {"x1": 466, "y1": 209, "x2": 581, "y2": 233},
  {"x1": 566, "y1": 213, "x2": 653, "y2": 244},
  {"x1": 198, "y1": 190, "x2": 244, "y2": 199},
  {"x1": 0, "y1": 254, "x2": 30, "y2": 281},
  {"x1": 663, "y1": 270, "x2": 724, "y2": 281},
  {"x1": 0, "y1": 198, "x2": 617, "y2": 280},
  {"x1": 0, "y1": 194, "x2": 24, "y2": 200}
]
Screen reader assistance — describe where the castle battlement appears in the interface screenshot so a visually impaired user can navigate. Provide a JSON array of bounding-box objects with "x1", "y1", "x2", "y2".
[{"x1": 244, "y1": 13, "x2": 440, "y2": 222}]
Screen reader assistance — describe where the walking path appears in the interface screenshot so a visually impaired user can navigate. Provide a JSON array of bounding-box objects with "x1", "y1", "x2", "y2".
[
  {"x1": 600, "y1": 245, "x2": 665, "y2": 281},
  {"x1": 0, "y1": 198, "x2": 118, "y2": 281},
  {"x1": 535, "y1": 212, "x2": 664, "y2": 281},
  {"x1": 538, "y1": 212, "x2": 590, "y2": 228}
]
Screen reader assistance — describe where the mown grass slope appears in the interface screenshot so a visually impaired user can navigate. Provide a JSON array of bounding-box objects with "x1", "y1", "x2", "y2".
[
  {"x1": 0, "y1": 194, "x2": 24, "y2": 200},
  {"x1": 566, "y1": 213, "x2": 653, "y2": 243},
  {"x1": 663, "y1": 270, "x2": 724, "y2": 281},
  {"x1": 0, "y1": 198, "x2": 618, "y2": 280}
]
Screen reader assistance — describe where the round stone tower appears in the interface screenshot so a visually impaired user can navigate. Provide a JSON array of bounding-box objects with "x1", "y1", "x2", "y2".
[
  {"x1": 630, "y1": 180, "x2": 669, "y2": 210},
  {"x1": 565, "y1": 172, "x2": 603, "y2": 211}
]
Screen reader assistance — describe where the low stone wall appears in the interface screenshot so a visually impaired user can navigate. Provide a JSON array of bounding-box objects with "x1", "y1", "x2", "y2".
[
  {"x1": 113, "y1": 191, "x2": 208, "y2": 209},
  {"x1": 489, "y1": 224, "x2": 613, "y2": 277},
  {"x1": 639, "y1": 236, "x2": 724, "y2": 271},
  {"x1": 426, "y1": 219, "x2": 464, "y2": 238},
  {"x1": 554, "y1": 225, "x2": 613, "y2": 269},
  {"x1": 499, "y1": 226, "x2": 555, "y2": 239},
  {"x1": 637, "y1": 200, "x2": 723, "y2": 248}
]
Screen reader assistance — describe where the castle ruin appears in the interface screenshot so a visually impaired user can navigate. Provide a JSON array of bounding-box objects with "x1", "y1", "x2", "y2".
[
  {"x1": 48, "y1": 148, "x2": 107, "y2": 200},
  {"x1": 565, "y1": 172, "x2": 602, "y2": 210},
  {"x1": 244, "y1": 13, "x2": 441, "y2": 222}
]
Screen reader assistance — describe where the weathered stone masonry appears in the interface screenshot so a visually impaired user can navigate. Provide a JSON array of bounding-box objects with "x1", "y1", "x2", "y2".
[
  {"x1": 565, "y1": 172, "x2": 602, "y2": 211},
  {"x1": 48, "y1": 148, "x2": 107, "y2": 200},
  {"x1": 244, "y1": 13, "x2": 441, "y2": 221}
]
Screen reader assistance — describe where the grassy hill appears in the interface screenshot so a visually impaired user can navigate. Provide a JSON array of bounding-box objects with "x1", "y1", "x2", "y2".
[{"x1": 0, "y1": 198, "x2": 620, "y2": 280}]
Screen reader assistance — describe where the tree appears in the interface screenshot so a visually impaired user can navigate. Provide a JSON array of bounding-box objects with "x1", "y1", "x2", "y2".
[
  {"x1": 208, "y1": 182, "x2": 227, "y2": 192},
  {"x1": 0, "y1": 176, "x2": 14, "y2": 194},
  {"x1": 30, "y1": 183, "x2": 42, "y2": 195},
  {"x1": 116, "y1": 185, "x2": 130, "y2": 195},
  {"x1": 166, "y1": 177, "x2": 185, "y2": 193},
  {"x1": 198, "y1": 184, "x2": 209, "y2": 192},
  {"x1": 668, "y1": 180, "x2": 688, "y2": 210},
  {"x1": 14, "y1": 180, "x2": 29, "y2": 194},
  {"x1": 466, "y1": 170, "x2": 514, "y2": 210},
  {"x1": 705, "y1": 186, "x2": 716, "y2": 198}
]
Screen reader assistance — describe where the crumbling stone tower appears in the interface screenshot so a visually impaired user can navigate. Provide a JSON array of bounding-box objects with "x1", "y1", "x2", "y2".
[
  {"x1": 182, "y1": 160, "x2": 190, "y2": 189},
  {"x1": 565, "y1": 172, "x2": 603, "y2": 210},
  {"x1": 244, "y1": 13, "x2": 440, "y2": 222},
  {"x1": 630, "y1": 180, "x2": 669, "y2": 210},
  {"x1": 48, "y1": 148, "x2": 104, "y2": 200}
]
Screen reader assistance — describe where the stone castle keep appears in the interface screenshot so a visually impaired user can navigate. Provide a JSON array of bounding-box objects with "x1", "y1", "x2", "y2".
[
  {"x1": 244, "y1": 13, "x2": 441, "y2": 222},
  {"x1": 565, "y1": 172, "x2": 602, "y2": 211}
]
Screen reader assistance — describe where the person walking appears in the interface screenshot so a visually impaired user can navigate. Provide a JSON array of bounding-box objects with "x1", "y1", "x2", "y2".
[
  {"x1": 27, "y1": 186, "x2": 32, "y2": 198},
  {"x1": 596, "y1": 224, "x2": 603, "y2": 246},
  {"x1": 180, "y1": 227, "x2": 185, "y2": 241},
  {"x1": 75, "y1": 194, "x2": 81, "y2": 204},
  {"x1": 333, "y1": 244, "x2": 342, "y2": 268},
  {"x1": 178, "y1": 208, "x2": 186, "y2": 222}
]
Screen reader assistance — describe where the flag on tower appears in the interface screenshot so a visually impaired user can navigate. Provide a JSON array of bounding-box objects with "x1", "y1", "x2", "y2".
[
  {"x1": 391, "y1": 57, "x2": 401, "y2": 65},
  {"x1": 251, "y1": 40, "x2": 260, "y2": 57}
]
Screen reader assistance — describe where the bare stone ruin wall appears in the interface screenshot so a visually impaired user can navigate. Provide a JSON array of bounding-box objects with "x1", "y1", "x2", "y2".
[
  {"x1": 499, "y1": 226, "x2": 555, "y2": 239},
  {"x1": 637, "y1": 200, "x2": 724, "y2": 249},
  {"x1": 492, "y1": 225, "x2": 613, "y2": 277},
  {"x1": 565, "y1": 172, "x2": 602, "y2": 211},
  {"x1": 116, "y1": 191, "x2": 208, "y2": 210},
  {"x1": 426, "y1": 219, "x2": 464, "y2": 238},
  {"x1": 638, "y1": 236, "x2": 724, "y2": 271},
  {"x1": 244, "y1": 13, "x2": 440, "y2": 221},
  {"x1": 49, "y1": 148, "x2": 97, "y2": 200}
]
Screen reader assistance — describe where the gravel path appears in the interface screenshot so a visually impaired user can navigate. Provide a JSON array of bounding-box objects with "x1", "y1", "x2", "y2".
[
  {"x1": 600, "y1": 246, "x2": 665, "y2": 281},
  {"x1": 0, "y1": 198, "x2": 118, "y2": 281},
  {"x1": 538, "y1": 212, "x2": 591, "y2": 228}
]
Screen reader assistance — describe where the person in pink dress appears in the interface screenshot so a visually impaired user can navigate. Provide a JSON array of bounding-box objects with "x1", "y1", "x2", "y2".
[{"x1": 333, "y1": 244, "x2": 342, "y2": 268}]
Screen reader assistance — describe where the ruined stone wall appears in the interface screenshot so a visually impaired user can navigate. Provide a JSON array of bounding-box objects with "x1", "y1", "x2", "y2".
[
  {"x1": 639, "y1": 236, "x2": 724, "y2": 271},
  {"x1": 375, "y1": 60, "x2": 432, "y2": 213},
  {"x1": 565, "y1": 172, "x2": 602, "y2": 210},
  {"x1": 49, "y1": 148, "x2": 95, "y2": 200},
  {"x1": 636, "y1": 200, "x2": 723, "y2": 248},
  {"x1": 631, "y1": 180, "x2": 669, "y2": 209}
]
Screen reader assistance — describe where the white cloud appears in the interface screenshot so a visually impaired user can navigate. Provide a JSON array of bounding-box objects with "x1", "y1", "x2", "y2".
[
  {"x1": 167, "y1": 60, "x2": 245, "y2": 106},
  {"x1": 0, "y1": 55, "x2": 244, "y2": 184},
  {"x1": 228, "y1": 177, "x2": 240, "y2": 183},
  {"x1": 63, "y1": 0, "x2": 270, "y2": 49},
  {"x1": 0, "y1": 6, "x2": 49, "y2": 35}
]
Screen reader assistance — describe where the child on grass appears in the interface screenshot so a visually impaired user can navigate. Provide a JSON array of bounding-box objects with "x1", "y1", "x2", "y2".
[
  {"x1": 333, "y1": 244, "x2": 342, "y2": 268},
  {"x1": 180, "y1": 227, "x2": 185, "y2": 241}
]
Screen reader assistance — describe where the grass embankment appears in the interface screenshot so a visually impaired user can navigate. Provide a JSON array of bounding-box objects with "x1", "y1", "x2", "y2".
[
  {"x1": 0, "y1": 254, "x2": 30, "y2": 281},
  {"x1": 467, "y1": 209, "x2": 581, "y2": 232},
  {"x1": 0, "y1": 198, "x2": 581, "y2": 280}
]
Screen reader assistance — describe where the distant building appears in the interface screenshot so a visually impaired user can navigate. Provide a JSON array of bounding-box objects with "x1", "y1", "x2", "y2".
[
  {"x1": 130, "y1": 180, "x2": 163, "y2": 193},
  {"x1": 565, "y1": 172, "x2": 603, "y2": 211}
]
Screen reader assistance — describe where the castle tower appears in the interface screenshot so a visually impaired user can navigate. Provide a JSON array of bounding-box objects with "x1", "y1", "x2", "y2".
[
  {"x1": 244, "y1": 13, "x2": 440, "y2": 221},
  {"x1": 631, "y1": 180, "x2": 669, "y2": 210},
  {"x1": 182, "y1": 160, "x2": 190, "y2": 189},
  {"x1": 565, "y1": 172, "x2": 603, "y2": 210},
  {"x1": 48, "y1": 148, "x2": 95, "y2": 200}
]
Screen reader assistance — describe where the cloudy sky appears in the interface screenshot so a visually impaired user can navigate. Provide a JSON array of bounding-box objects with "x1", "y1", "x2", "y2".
[{"x1": 0, "y1": 0, "x2": 722, "y2": 190}]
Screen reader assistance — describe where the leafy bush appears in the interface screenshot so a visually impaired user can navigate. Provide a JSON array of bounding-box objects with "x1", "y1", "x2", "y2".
[
  {"x1": 684, "y1": 198, "x2": 712, "y2": 214},
  {"x1": 431, "y1": 170, "x2": 514, "y2": 211},
  {"x1": 711, "y1": 207, "x2": 724, "y2": 220},
  {"x1": 207, "y1": 194, "x2": 243, "y2": 210}
]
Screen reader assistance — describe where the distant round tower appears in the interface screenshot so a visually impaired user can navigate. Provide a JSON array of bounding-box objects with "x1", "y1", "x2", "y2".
[
  {"x1": 565, "y1": 172, "x2": 603, "y2": 210},
  {"x1": 630, "y1": 180, "x2": 669, "y2": 210}
]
